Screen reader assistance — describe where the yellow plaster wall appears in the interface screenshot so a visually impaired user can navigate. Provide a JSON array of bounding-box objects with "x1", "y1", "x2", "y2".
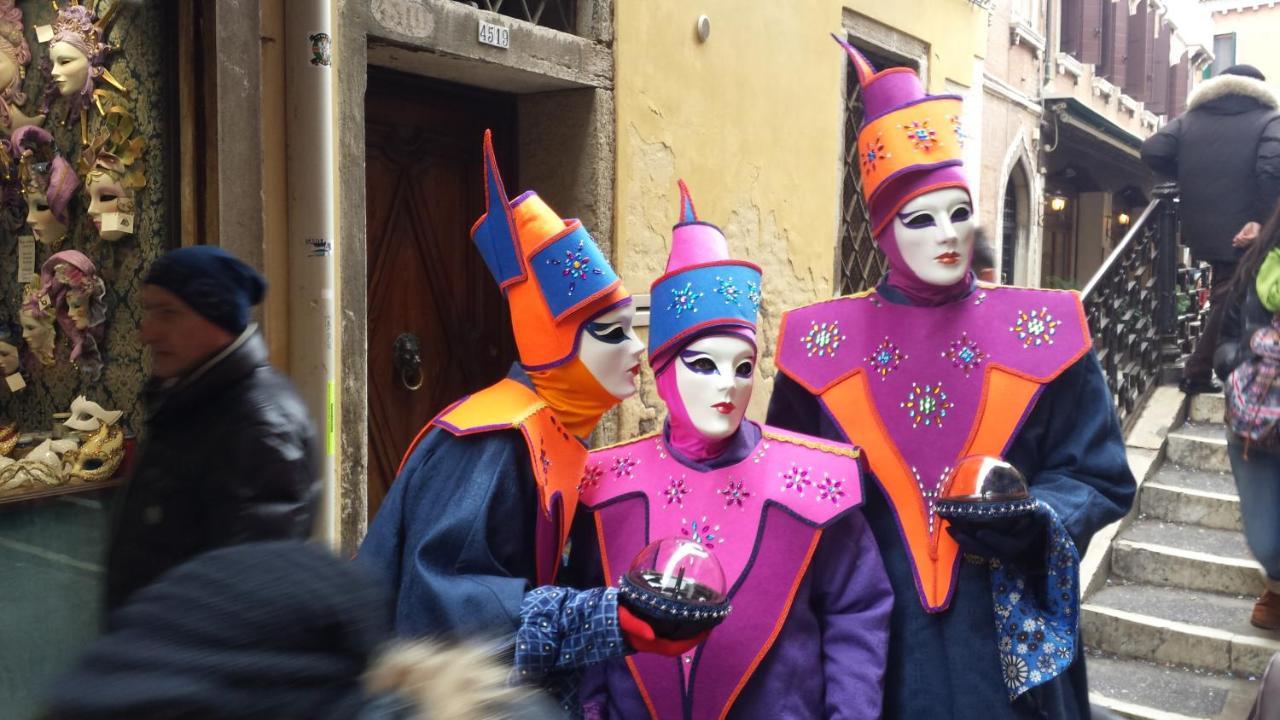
[{"x1": 612, "y1": 0, "x2": 986, "y2": 436}]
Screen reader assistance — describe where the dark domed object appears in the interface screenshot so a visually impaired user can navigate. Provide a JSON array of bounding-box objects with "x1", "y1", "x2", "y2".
[
  {"x1": 934, "y1": 455, "x2": 1038, "y2": 521},
  {"x1": 617, "y1": 537, "x2": 732, "y2": 640}
]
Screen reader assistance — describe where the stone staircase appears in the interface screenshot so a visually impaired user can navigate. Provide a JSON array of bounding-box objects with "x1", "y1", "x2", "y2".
[{"x1": 1085, "y1": 392, "x2": 1280, "y2": 720}]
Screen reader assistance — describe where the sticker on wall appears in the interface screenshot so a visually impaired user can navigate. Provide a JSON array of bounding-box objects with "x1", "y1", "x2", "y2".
[
  {"x1": 16, "y1": 236, "x2": 34, "y2": 283},
  {"x1": 309, "y1": 32, "x2": 331, "y2": 66},
  {"x1": 306, "y1": 237, "x2": 332, "y2": 257}
]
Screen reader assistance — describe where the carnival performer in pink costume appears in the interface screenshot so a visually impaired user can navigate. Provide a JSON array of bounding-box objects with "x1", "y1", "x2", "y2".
[{"x1": 578, "y1": 181, "x2": 891, "y2": 719}]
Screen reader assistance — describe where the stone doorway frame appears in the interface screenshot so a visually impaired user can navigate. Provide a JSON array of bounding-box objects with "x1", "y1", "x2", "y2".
[{"x1": 335, "y1": 0, "x2": 616, "y2": 551}]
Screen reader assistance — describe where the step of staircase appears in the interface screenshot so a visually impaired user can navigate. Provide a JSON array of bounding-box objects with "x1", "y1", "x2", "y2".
[
  {"x1": 1087, "y1": 652, "x2": 1259, "y2": 720},
  {"x1": 1190, "y1": 393, "x2": 1227, "y2": 425},
  {"x1": 1139, "y1": 464, "x2": 1241, "y2": 532},
  {"x1": 1166, "y1": 422, "x2": 1230, "y2": 474},
  {"x1": 1111, "y1": 519, "x2": 1263, "y2": 596},
  {"x1": 1082, "y1": 582, "x2": 1280, "y2": 677}
]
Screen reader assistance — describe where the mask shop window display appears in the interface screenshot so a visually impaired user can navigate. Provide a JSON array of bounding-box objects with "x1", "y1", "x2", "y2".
[
  {"x1": 0, "y1": 394, "x2": 126, "y2": 501},
  {"x1": 79, "y1": 105, "x2": 142, "y2": 241},
  {"x1": 12, "y1": 124, "x2": 79, "y2": 246}
]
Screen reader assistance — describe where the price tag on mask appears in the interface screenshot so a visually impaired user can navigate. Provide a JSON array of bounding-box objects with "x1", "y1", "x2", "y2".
[
  {"x1": 35, "y1": 24, "x2": 52, "y2": 43},
  {"x1": 17, "y1": 236, "x2": 34, "y2": 282},
  {"x1": 6, "y1": 373, "x2": 25, "y2": 393}
]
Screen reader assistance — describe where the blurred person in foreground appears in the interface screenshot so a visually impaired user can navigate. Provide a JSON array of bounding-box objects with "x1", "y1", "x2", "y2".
[
  {"x1": 43, "y1": 540, "x2": 558, "y2": 720},
  {"x1": 103, "y1": 246, "x2": 319, "y2": 617}
]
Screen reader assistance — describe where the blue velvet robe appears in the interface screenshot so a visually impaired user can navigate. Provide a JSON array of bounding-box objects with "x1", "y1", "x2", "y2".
[
  {"x1": 359, "y1": 376, "x2": 626, "y2": 713},
  {"x1": 766, "y1": 299, "x2": 1135, "y2": 719}
]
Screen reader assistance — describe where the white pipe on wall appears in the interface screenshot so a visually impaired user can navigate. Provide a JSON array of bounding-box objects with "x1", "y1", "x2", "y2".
[{"x1": 284, "y1": 0, "x2": 337, "y2": 543}]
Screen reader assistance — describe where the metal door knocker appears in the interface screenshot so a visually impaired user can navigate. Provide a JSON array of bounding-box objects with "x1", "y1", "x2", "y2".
[{"x1": 393, "y1": 332, "x2": 423, "y2": 391}]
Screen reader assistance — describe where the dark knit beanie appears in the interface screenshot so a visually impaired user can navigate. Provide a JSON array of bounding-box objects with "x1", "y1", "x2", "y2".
[
  {"x1": 45, "y1": 541, "x2": 393, "y2": 719},
  {"x1": 143, "y1": 246, "x2": 267, "y2": 335},
  {"x1": 1223, "y1": 64, "x2": 1266, "y2": 82}
]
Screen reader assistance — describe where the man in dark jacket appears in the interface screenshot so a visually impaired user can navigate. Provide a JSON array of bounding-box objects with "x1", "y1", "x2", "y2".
[
  {"x1": 103, "y1": 246, "x2": 319, "y2": 616},
  {"x1": 1142, "y1": 64, "x2": 1280, "y2": 394}
]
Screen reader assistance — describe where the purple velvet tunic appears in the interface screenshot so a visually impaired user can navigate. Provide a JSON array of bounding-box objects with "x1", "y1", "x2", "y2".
[{"x1": 577, "y1": 421, "x2": 892, "y2": 719}]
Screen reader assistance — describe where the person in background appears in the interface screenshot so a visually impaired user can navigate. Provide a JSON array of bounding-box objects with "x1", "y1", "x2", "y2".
[
  {"x1": 44, "y1": 541, "x2": 560, "y2": 720},
  {"x1": 1215, "y1": 208, "x2": 1280, "y2": 631},
  {"x1": 103, "y1": 246, "x2": 319, "y2": 617},
  {"x1": 1142, "y1": 63, "x2": 1280, "y2": 395}
]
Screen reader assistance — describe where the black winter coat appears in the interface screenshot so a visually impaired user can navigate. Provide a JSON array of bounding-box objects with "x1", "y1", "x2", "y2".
[
  {"x1": 103, "y1": 329, "x2": 320, "y2": 615},
  {"x1": 1141, "y1": 74, "x2": 1280, "y2": 264},
  {"x1": 1215, "y1": 276, "x2": 1272, "y2": 383}
]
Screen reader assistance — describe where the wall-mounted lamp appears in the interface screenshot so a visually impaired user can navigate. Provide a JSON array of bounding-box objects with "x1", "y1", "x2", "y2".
[
  {"x1": 1116, "y1": 212, "x2": 1131, "y2": 226},
  {"x1": 1049, "y1": 195, "x2": 1067, "y2": 212}
]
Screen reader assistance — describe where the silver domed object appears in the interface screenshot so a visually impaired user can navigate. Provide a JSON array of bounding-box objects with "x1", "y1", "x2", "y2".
[{"x1": 934, "y1": 455, "x2": 1037, "y2": 520}]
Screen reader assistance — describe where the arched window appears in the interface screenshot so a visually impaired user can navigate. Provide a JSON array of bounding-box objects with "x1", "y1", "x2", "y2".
[{"x1": 1001, "y1": 162, "x2": 1032, "y2": 285}]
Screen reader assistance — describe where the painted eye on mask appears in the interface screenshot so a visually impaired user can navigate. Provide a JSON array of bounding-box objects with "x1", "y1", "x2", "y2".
[
  {"x1": 586, "y1": 322, "x2": 628, "y2": 344},
  {"x1": 900, "y1": 211, "x2": 936, "y2": 229},
  {"x1": 680, "y1": 353, "x2": 718, "y2": 375},
  {"x1": 735, "y1": 361, "x2": 754, "y2": 378},
  {"x1": 951, "y1": 205, "x2": 972, "y2": 222}
]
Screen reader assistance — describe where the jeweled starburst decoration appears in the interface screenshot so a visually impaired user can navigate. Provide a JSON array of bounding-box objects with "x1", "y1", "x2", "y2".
[
  {"x1": 668, "y1": 282, "x2": 703, "y2": 317},
  {"x1": 901, "y1": 382, "x2": 954, "y2": 428},
  {"x1": 718, "y1": 478, "x2": 753, "y2": 509},
  {"x1": 865, "y1": 337, "x2": 906, "y2": 380},
  {"x1": 803, "y1": 320, "x2": 845, "y2": 358},
  {"x1": 942, "y1": 333, "x2": 985, "y2": 376},
  {"x1": 903, "y1": 120, "x2": 939, "y2": 151},
  {"x1": 1011, "y1": 307, "x2": 1061, "y2": 348},
  {"x1": 546, "y1": 237, "x2": 602, "y2": 295}
]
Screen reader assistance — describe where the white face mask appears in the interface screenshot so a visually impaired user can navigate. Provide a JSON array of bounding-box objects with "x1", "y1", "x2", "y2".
[
  {"x1": 578, "y1": 304, "x2": 645, "y2": 400},
  {"x1": 891, "y1": 187, "x2": 976, "y2": 287},
  {"x1": 64, "y1": 395, "x2": 123, "y2": 432},
  {"x1": 674, "y1": 335, "x2": 756, "y2": 441}
]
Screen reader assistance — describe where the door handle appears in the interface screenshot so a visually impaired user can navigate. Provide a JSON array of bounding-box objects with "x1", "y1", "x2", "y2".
[{"x1": 393, "y1": 332, "x2": 423, "y2": 391}]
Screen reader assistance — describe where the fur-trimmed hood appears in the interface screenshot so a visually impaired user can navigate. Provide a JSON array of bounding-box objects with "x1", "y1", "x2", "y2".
[
  {"x1": 365, "y1": 641, "x2": 562, "y2": 719},
  {"x1": 1188, "y1": 73, "x2": 1279, "y2": 111}
]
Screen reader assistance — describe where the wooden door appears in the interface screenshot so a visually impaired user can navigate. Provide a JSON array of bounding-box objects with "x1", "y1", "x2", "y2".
[{"x1": 365, "y1": 70, "x2": 519, "y2": 518}]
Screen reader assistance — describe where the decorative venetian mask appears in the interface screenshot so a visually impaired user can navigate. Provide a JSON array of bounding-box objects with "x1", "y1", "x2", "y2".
[
  {"x1": 79, "y1": 107, "x2": 143, "y2": 241},
  {"x1": 673, "y1": 334, "x2": 756, "y2": 441},
  {"x1": 0, "y1": 0, "x2": 40, "y2": 134},
  {"x1": 0, "y1": 321, "x2": 22, "y2": 376},
  {"x1": 577, "y1": 303, "x2": 645, "y2": 400},
  {"x1": 40, "y1": 250, "x2": 105, "y2": 378},
  {"x1": 19, "y1": 284, "x2": 54, "y2": 367},
  {"x1": 64, "y1": 395, "x2": 121, "y2": 432},
  {"x1": 890, "y1": 187, "x2": 976, "y2": 287},
  {"x1": 0, "y1": 419, "x2": 17, "y2": 457},
  {"x1": 63, "y1": 422, "x2": 123, "y2": 484},
  {"x1": 41, "y1": 3, "x2": 126, "y2": 136},
  {"x1": 13, "y1": 125, "x2": 77, "y2": 246}
]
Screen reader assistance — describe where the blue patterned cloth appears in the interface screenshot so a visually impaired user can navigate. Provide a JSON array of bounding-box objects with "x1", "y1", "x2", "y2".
[
  {"x1": 989, "y1": 502, "x2": 1080, "y2": 700},
  {"x1": 515, "y1": 585, "x2": 626, "y2": 716}
]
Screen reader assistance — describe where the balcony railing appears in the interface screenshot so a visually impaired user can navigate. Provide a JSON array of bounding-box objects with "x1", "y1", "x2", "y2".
[{"x1": 1081, "y1": 182, "x2": 1208, "y2": 428}]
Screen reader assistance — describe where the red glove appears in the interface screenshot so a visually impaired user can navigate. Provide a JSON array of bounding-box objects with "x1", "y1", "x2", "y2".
[{"x1": 618, "y1": 605, "x2": 709, "y2": 656}]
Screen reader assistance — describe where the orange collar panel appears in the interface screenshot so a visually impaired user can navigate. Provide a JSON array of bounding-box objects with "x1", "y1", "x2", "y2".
[{"x1": 399, "y1": 378, "x2": 586, "y2": 586}]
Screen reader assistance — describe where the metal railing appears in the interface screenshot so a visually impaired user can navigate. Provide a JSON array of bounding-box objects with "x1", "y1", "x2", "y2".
[
  {"x1": 1080, "y1": 182, "x2": 1208, "y2": 427},
  {"x1": 455, "y1": 0, "x2": 577, "y2": 34}
]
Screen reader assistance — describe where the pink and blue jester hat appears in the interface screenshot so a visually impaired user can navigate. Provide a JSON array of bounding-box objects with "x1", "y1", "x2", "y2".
[{"x1": 648, "y1": 180, "x2": 763, "y2": 373}]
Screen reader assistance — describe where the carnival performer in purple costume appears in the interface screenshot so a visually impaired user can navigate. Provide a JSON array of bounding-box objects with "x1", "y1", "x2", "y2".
[
  {"x1": 765, "y1": 39, "x2": 1135, "y2": 719},
  {"x1": 578, "y1": 181, "x2": 892, "y2": 719}
]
